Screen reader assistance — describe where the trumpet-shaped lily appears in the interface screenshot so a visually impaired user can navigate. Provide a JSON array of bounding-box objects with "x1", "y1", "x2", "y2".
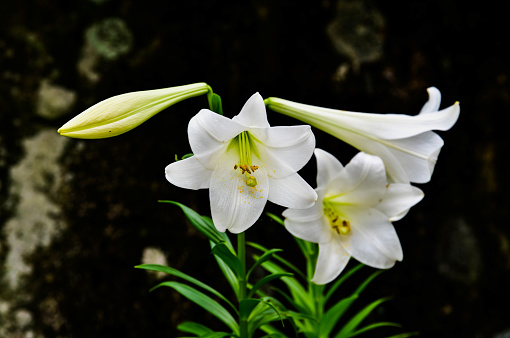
[
  {"x1": 283, "y1": 149, "x2": 424, "y2": 284},
  {"x1": 165, "y1": 93, "x2": 317, "y2": 233},
  {"x1": 265, "y1": 87, "x2": 460, "y2": 183},
  {"x1": 58, "y1": 83, "x2": 210, "y2": 139}
]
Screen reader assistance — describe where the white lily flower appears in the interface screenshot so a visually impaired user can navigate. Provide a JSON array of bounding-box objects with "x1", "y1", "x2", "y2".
[
  {"x1": 283, "y1": 149, "x2": 424, "y2": 284},
  {"x1": 58, "y1": 83, "x2": 210, "y2": 139},
  {"x1": 266, "y1": 87, "x2": 460, "y2": 183},
  {"x1": 165, "y1": 93, "x2": 317, "y2": 234}
]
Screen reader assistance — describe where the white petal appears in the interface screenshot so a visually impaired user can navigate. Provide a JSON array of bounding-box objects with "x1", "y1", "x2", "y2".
[
  {"x1": 209, "y1": 149, "x2": 269, "y2": 233},
  {"x1": 376, "y1": 183, "x2": 424, "y2": 221},
  {"x1": 252, "y1": 125, "x2": 315, "y2": 179},
  {"x1": 342, "y1": 207, "x2": 403, "y2": 268},
  {"x1": 314, "y1": 148, "x2": 344, "y2": 189},
  {"x1": 419, "y1": 87, "x2": 441, "y2": 114},
  {"x1": 268, "y1": 173, "x2": 317, "y2": 209},
  {"x1": 165, "y1": 156, "x2": 212, "y2": 190},
  {"x1": 232, "y1": 93, "x2": 270, "y2": 128},
  {"x1": 326, "y1": 152, "x2": 386, "y2": 207},
  {"x1": 188, "y1": 109, "x2": 245, "y2": 169},
  {"x1": 284, "y1": 210, "x2": 332, "y2": 244},
  {"x1": 268, "y1": 97, "x2": 460, "y2": 140},
  {"x1": 311, "y1": 239, "x2": 351, "y2": 284}
]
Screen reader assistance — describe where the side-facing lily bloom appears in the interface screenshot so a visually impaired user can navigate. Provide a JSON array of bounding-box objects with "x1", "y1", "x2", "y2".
[
  {"x1": 283, "y1": 149, "x2": 424, "y2": 284},
  {"x1": 58, "y1": 83, "x2": 210, "y2": 139},
  {"x1": 165, "y1": 93, "x2": 317, "y2": 233},
  {"x1": 265, "y1": 87, "x2": 460, "y2": 183}
]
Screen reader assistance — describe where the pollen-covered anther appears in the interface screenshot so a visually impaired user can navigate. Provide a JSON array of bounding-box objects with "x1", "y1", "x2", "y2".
[{"x1": 250, "y1": 165, "x2": 259, "y2": 172}]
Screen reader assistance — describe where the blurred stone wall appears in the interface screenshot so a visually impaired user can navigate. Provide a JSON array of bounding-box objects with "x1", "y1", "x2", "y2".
[{"x1": 1, "y1": 0, "x2": 509, "y2": 337}]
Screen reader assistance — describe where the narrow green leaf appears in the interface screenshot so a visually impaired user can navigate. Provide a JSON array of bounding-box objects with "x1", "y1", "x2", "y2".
[
  {"x1": 348, "y1": 321, "x2": 401, "y2": 338},
  {"x1": 159, "y1": 201, "x2": 225, "y2": 245},
  {"x1": 265, "y1": 212, "x2": 285, "y2": 225},
  {"x1": 201, "y1": 333, "x2": 234, "y2": 338},
  {"x1": 324, "y1": 263, "x2": 364, "y2": 303},
  {"x1": 259, "y1": 259, "x2": 313, "y2": 313},
  {"x1": 249, "y1": 242, "x2": 306, "y2": 279},
  {"x1": 319, "y1": 295, "x2": 358, "y2": 337},
  {"x1": 353, "y1": 270, "x2": 384, "y2": 296},
  {"x1": 248, "y1": 273, "x2": 293, "y2": 298},
  {"x1": 152, "y1": 281, "x2": 239, "y2": 334},
  {"x1": 177, "y1": 321, "x2": 213, "y2": 335},
  {"x1": 247, "y1": 248, "x2": 283, "y2": 280},
  {"x1": 334, "y1": 297, "x2": 391, "y2": 338},
  {"x1": 240, "y1": 299, "x2": 262, "y2": 321},
  {"x1": 136, "y1": 264, "x2": 237, "y2": 312},
  {"x1": 210, "y1": 240, "x2": 239, "y2": 296},
  {"x1": 203, "y1": 216, "x2": 234, "y2": 249},
  {"x1": 211, "y1": 242, "x2": 243, "y2": 278}
]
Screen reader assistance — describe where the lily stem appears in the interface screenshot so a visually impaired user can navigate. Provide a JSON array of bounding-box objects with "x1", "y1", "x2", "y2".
[{"x1": 238, "y1": 231, "x2": 248, "y2": 338}]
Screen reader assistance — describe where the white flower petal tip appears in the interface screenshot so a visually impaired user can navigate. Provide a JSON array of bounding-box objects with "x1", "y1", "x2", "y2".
[
  {"x1": 58, "y1": 83, "x2": 209, "y2": 139},
  {"x1": 166, "y1": 93, "x2": 315, "y2": 233},
  {"x1": 165, "y1": 156, "x2": 212, "y2": 190},
  {"x1": 283, "y1": 149, "x2": 421, "y2": 283},
  {"x1": 266, "y1": 88, "x2": 460, "y2": 184}
]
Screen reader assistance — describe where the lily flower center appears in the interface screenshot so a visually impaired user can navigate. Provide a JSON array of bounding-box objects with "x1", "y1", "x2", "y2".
[
  {"x1": 323, "y1": 202, "x2": 351, "y2": 235},
  {"x1": 232, "y1": 131, "x2": 259, "y2": 187}
]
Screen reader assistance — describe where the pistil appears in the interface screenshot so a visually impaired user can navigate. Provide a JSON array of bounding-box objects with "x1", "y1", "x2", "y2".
[{"x1": 233, "y1": 131, "x2": 259, "y2": 187}]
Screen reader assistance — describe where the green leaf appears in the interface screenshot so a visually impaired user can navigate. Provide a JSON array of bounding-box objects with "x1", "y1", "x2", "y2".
[
  {"x1": 159, "y1": 201, "x2": 226, "y2": 245},
  {"x1": 136, "y1": 264, "x2": 236, "y2": 312},
  {"x1": 201, "y1": 333, "x2": 234, "y2": 338},
  {"x1": 177, "y1": 321, "x2": 213, "y2": 335},
  {"x1": 210, "y1": 240, "x2": 239, "y2": 296},
  {"x1": 324, "y1": 263, "x2": 364, "y2": 303},
  {"x1": 248, "y1": 273, "x2": 293, "y2": 298},
  {"x1": 334, "y1": 297, "x2": 391, "y2": 338},
  {"x1": 348, "y1": 322, "x2": 401, "y2": 338},
  {"x1": 152, "y1": 281, "x2": 239, "y2": 334},
  {"x1": 247, "y1": 298, "x2": 287, "y2": 337},
  {"x1": 259, "y1": 259, "x2": 313, "y2": 314},
  {"x1": 249, "y1": 242, "x2": 306, "y2": 279},
  {"x1": 240, "y1": 299, "x2": 262, "y2": 321},
  {"x1": 247, "y1": 248, "x2": 283, "y2": 280},
  {"x1": 319, "y1": 295, "x2": 358, "y2": 337},
  {"x1": 265, "y1": 212, "x2": 285, "y2": 225},
  {"x1": 211, "y1": 242, "x2": 243, "y2": 278}
]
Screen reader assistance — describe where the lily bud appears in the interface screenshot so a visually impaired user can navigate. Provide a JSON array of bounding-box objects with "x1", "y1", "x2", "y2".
[{"x1": 58, "y1": 82, "x2": 210, "y2": 139}]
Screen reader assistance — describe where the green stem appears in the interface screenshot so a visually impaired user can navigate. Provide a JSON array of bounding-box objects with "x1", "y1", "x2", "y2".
[{"x1": 238, "y1": 232, "x2": 248, "y2": 338}]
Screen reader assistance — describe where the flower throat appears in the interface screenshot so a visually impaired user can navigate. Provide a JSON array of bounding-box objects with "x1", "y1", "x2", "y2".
[
  {"x1": 323, "y1": 202, "x2": 351, "y2": 235},
  {"x1": 233, "y1": 131, "x2": 259, "y2": 187}
]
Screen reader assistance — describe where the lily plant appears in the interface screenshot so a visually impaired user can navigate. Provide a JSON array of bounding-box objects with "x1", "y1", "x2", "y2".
[{"x1": 57, "y1": 82, "x2": 459, "y2": 338}]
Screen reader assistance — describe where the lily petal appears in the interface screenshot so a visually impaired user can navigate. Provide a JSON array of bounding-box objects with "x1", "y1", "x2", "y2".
[
  {"x1": 419, "y1": 87, "x2": 441, "y2": 114},
  {"x1": 284, "y1": 210, "x2": 332, "y2": 244},
  {"x1": 188, "y1": 109, "x2": 245, "y2": 169},
  {"x1": 311, "y1": 238, "x2": 351, "y2": 285},
  {"x1": 266, "y1": 88, "x2": 460, "y2": 184},
  {"x1": 314, "y1": 148, "x2": 344, "y2": 189},
  {"x1": 165, "y1": 156, "x2": 212, "y2": 190},
  {"x1": 209, "y1": 149, "x2": 269, "y2": 233},
  {"x1": 233, "y1": 93, "x2": 270, "y2": 128},
  {"x1": 376, "y1": 183, "x2": 424, "y2": 221},
  {"x1": 343, "y1": 206, "x2": 403, "y2": 267},
  {"x1": 327, "y1": 152, "x2": 386, "y2": 207},
  {"x1": 251, "y1": 125, "x2": 315, "y2": 179},
  {"x1": 268, "y1": 173, "x2": 317, "y2": 209}
]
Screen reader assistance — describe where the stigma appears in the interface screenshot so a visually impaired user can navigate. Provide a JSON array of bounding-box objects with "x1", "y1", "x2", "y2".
[{"x1": 323, "y1": 205, "x2": 351, "y2": 235}]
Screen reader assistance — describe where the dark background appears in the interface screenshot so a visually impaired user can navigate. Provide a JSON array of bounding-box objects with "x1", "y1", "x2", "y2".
[{"x1": 1, "y1": 0, "x2": 508, "y2": 337}]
